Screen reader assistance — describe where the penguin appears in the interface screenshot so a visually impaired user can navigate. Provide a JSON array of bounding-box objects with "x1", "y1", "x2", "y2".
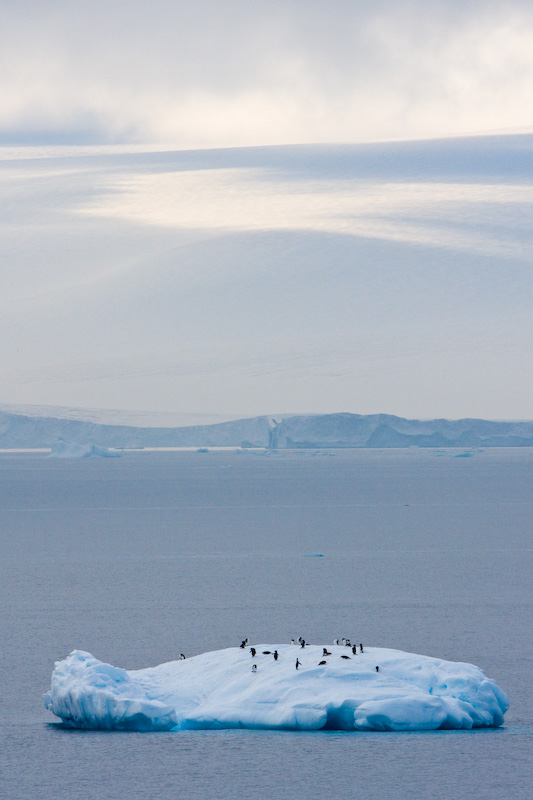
[
  {"x1": 179, "y1": 654, "x2": 186, "y2": 660},
  {"x1": 318, "y1": 660, "x2": 327, "y2": 666},
  {"x1": 295, "y1": 658, "x2": 301, "y2": 670},
  {"x1": 333, "y1": 639, "x2": 339, "y2": 645},
  {"x1": 341, "y1": 655, "x2": 351, "y2": 659},
  {"x1": 341, "y1": 638, "x2": 347, "y2": 646},
  {"x1": 240, "y1": 640, "x2": 246, "y2": 649},
  {"x1": 300, "y1": 640, "x2": 306, "y2": 648},
  {"x1": 273, "y1": 650, "x2": 279, "y2": 661},
  {"x1": 252, "y1": 664, "x2": 257, "y2": 673},
  {"x1": 250, "y1": 647, "x2": 256, "y2": 656},
  {"x1": 360, "y1": 643, "x2": 364, "y2": 653},
  {"x1": 375, "y1": 666, "x2": 379, "y2": 672},
  {"x1": 297, "y1": 637, "x2": 303, "y2": 644},
  {"x1": 345, "y1": 638, "x2": 351, "y2": 647},
  {"x1": 323, "y1": 648, "x2": 331, "y2": 656},
  {"x1": 352, "y1": 645, "x2": 357, "y2": 655},
  {"x1": 290, "y1": 639, "x2": 296, "y2": 645},
  {"x1": 262, "y1": 650, "x2": 271, "y2": 655}
]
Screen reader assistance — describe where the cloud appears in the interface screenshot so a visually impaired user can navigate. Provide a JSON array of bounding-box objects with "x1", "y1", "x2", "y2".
[
  {"x1": 3, "y1": 1, "x2": 533, "y2": 145},
  {"x1": 2, "y1": 136, "x2": 533, "y2": 418},
  {"x1": 74, "y1": 166, "x2": 533, "y2": 264}
]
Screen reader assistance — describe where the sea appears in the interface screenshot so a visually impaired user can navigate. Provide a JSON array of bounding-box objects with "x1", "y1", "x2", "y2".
[{"x1": 0, "y1": 447, "x2": 531, "y2": 799}]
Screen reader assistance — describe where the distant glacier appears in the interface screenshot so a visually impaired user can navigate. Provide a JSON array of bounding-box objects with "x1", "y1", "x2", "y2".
[{"x1": 1, "y1": 407, "x2": 533, "y2": 449}]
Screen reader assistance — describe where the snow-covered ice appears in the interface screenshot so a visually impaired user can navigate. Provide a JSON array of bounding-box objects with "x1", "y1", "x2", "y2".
[{"x1": 43, "y1": 645, "x2": 508, "y2": 732}]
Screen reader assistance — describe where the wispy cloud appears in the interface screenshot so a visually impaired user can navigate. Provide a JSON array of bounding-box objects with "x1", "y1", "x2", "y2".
[{"x1": 75, "y1": 166, "x2": 533, "y2": 261}]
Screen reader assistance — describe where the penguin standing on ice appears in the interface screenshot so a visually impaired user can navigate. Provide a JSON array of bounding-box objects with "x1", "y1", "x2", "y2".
[
  {"x1": 352, "y1": 644, "x2": 357, "y2": 655},
  {"x1": 300, "y1": 640, "x2": 306, "y2": 648},
  {"x1": 375, "y1": 666, "x2": 379, "y2": 672},
  {"x1": 360, "y1": 643, "x2": 364, "y2": 653},
  {"x1": 252, "y1": 664, "x2": 257, "y2": 673},
  {"x1": 250, "y1": 647, "x2": 256, "y2": 656},
  {"x1": 273, "y1": 650, "x2": 279, "y2": 661},
  {"x1": 290, "y1": 639, "x2": 296, "y2": 645},
  {"x1": 179, "y1": 654, "x2": 186, "y2": 660},
  {"x1": 333, "y1": 639, "x2": 339, "y2": 645},
  {"x1": 295, "y1": 658, "x2": 301, "y2": 670},
  {"x1": 240, "y1": 640, "x2": 247, "y2": 649},
  {"x1": 323, "y1": 648, "x2": 331, "y2": 656}
]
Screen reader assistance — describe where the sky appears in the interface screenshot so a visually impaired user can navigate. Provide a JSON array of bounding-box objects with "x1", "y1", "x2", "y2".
[
  {"x1": 1, "y1": 2, "x2": 532, "y2": 422},
  {"x1": 3, "y1": 0, "x2": 533, "y2": 147}
]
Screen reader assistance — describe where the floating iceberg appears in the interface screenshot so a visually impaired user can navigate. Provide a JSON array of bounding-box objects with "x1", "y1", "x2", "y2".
[
  {"x1": 43, "y1": 645, "x2": 508, "y2": 732},
  {"x1": 48, "y1": 438, "x2": 122, "y2": 458}
]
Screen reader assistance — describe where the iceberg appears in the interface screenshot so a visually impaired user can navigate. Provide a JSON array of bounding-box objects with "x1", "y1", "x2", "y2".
[
  {"x1": 43, "y1": 645, "x2": 508, "y2": 732},
  {"x1": 48, "y1": 438, "x2": 122, "y2": 458}
]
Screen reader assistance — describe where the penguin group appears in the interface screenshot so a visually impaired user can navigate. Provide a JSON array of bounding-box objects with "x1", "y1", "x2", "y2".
[
  {"x1": 247, "y1": 645, "x2": 280, "y2": 671},
  {"x1": 231, "y1": 635, "x2": 372, "y2": 675},
  {"x1": 314, "y1": 637, "x2": 365, "y2": 667},
  {"x1": 335, "y1": 638, "x2": 364, "y2": 654}
]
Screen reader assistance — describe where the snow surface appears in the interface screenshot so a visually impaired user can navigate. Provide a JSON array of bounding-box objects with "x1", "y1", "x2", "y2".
[
  {"x1": 0, "y1": 403, "x2": 243, "y2": 428},
  {"x1": 48, "y1": 439, "x2": 122, "y2": 458},
  {"x1": 43, "y1": 645, "x2": 508, "y2": 732}
]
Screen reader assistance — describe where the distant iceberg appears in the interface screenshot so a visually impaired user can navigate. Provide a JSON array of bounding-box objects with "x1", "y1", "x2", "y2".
[
  {"x1": 48, "y1": 438, "x2": 122, "y2": 458},
  {"x1": 43, "y1": 645, "x2": 508, "y2": 732}
]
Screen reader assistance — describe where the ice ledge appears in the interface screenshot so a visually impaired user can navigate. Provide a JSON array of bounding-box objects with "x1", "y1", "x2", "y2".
[{"x1": 44, "y1": 645, "x2": 509, "y2": 733}]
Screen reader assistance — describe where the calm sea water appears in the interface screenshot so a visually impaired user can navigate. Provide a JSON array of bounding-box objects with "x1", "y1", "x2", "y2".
[{"x1": 0, "y1": 448, "x2": 531, "y2": 799}]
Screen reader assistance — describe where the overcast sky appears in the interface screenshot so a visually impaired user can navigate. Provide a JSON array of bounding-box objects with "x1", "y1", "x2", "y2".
[
  {"x1": 1, "y1": 3, "x2": 532, "y2": 422},
  {"x1": 2, "y1": 136, "x2": 533, "y2": 420},
  {"x1": 3, "y1": 0, "x2": 533, "y2": 147}
]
